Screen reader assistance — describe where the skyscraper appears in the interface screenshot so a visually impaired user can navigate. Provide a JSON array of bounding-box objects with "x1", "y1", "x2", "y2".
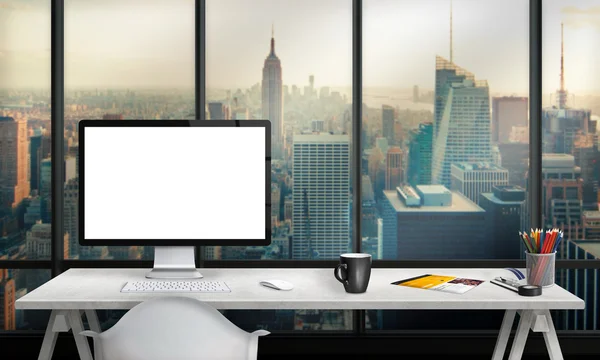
[
  {"x1": 367, "y1": 147, "x2": 385, "y2": 197},
  {"x1": 541, "y1": 154, "x2": 584, "y2": 240},
  {"x1": 480, "y1": 185, "x2": 526, "y2": 259},
  {"x1": 450, "y1": 162, "x2": 509, "y2": 205},
  {"x1": 0, "y1": 272, "x2": 16, "y2": 330},
  {"x1": 64, "y1": 178, "x2": 79, "y2": 258},
  {"x1": 262, "y1": 27, "x2": 284, "y2": 158},
  {"x1": 311, "y1": 119, "x2": 325, "y2": 133},
  {"x1": 382, "y1": 105, "x2": 395, "y2": 146},
  {"x1": 381, "y1": 185, "x2": 487, "y2": 259},
  {"x1": 40, "y1": 159, "x2": 52, "y2": 223},
  {"x1": 26, "y1": 222, "x2": 52, "y2": 260},
  {"x1": 407, "y1": 122, "x2": 433, "y2": 186},
  {"x1": 208, "y1": 102, "x2": 229, "y2": 120},
  {"x1": 292, "y1": 134, "x2": 350, "y2": 259},
  {"x1": 542, "y1": 108, "x2": 592, "y2": 155},
  {"x1": 432, "y1": 57, "x2": 493, "y2": 188},
  {"x1": 498, "y1": 143, "x2": 529, "y2": 188},
  {"x1": 29, "y1": 134, "x2": 50, "y2": 193},
  {"x1": 542, "y1": 24, "x2": 593, "y2": 156},
  {"x1": 0, "y1": 117, "x2": 30, "y2": 209},
  {"x1": 574, "y1": 145, "x2": 600, "y2": 209},
  {"x1": 385, "y1": 147, "x2": 403, "y2": 190},
  {"x1": 492, "y1": 96, "x2": 528, "y2": 144}
]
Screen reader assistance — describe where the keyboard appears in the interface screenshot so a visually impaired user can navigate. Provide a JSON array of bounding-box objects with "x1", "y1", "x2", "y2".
[{"x1": 121, "y1": 281, "x2": 231, "y2": 293}]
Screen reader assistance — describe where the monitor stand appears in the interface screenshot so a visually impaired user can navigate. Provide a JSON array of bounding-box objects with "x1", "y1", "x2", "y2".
[{"x1": 146, "y1": 246, "x2": 203, "y2": 279}]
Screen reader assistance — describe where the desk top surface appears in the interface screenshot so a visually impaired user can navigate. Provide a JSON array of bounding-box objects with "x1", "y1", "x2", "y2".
[{"x1": 15, "y1": 268, "x2": 584, "y2": 310}]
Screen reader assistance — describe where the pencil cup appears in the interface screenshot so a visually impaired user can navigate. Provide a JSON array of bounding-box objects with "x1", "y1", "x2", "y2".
[{"x1": 525, "y1": 252, "x2": 555, "y2": 288}]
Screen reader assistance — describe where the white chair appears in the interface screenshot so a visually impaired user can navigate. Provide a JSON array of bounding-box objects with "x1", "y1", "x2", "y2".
[{"x1": 81, "y1": 297, "x2": 270, "y2": 360}]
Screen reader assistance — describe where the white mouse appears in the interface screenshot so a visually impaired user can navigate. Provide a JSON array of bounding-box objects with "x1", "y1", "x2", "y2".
[{"x1": 260, "y1": 279, "x2": 294, "y2": 291}]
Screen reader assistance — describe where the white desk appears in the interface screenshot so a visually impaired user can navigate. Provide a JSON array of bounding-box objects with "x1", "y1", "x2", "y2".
[{"x1": 16, "y1": 268, "x2": 585, "y2": 360}]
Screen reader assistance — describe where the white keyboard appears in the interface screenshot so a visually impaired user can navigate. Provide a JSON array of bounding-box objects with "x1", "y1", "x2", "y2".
[{"x1": 121, "y1": 281, "x2": 231, "y2": 293}]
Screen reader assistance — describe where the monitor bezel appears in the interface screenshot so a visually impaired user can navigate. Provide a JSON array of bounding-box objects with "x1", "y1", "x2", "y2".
[{"x1": 78, "y1": 119, "x2": 272, "y2": 246}]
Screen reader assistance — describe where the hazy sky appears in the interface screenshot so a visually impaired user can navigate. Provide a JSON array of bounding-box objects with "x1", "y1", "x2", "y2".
[
  {"x1": 205, "y1": 0, "x2": 352, "y2": 89},
  {"x1": 543, "y1": 0, "x2": 600, "y2": 95},
  {"x1": 0, "y1": 0, "x2": 51, "y2": 89},
  {"x1": 1, "y1": 0, "x2": 599, "y2": 94}
]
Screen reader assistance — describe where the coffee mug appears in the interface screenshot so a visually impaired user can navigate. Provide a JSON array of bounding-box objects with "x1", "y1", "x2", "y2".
[{"x1": 334, "y1": 253, "x2": 372, "y2": 293}]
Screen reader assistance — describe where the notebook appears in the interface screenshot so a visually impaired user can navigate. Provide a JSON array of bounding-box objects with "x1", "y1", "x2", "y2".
[{"x1": 391, "y1": 274, "x2": 484, "y2": 294}]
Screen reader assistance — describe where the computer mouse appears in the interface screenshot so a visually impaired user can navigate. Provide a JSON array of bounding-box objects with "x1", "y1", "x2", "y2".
[{"x1": 260, "y1": 279, "x2": 294, "y2": 291}]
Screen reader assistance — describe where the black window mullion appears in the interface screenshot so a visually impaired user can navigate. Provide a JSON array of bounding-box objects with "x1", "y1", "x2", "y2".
[
  {"x1": 51, "y1": 0, "x2": 65, "y2": 278},
  {"x1": 529, "y1": 0, "x2": 542, "y2": 229},
  {"x1": 353, "y1": 0, "x2": 364, "y2": 336},
  {"x1": 352, "y1": 0, "x2": 362, "y2": 255},
  {"x1": 196, "y1": 0, "x2": 207, "y2": 267}
]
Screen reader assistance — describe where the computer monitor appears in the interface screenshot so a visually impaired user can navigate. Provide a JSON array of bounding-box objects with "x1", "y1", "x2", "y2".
[{"x1": 79, "y1": 120, "x2": 271, "y2": 279}]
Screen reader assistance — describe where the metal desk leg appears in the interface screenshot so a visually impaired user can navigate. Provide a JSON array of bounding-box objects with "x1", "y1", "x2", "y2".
[
  {"x1": 540, "y1": 310, "x2": 564, "y2": 360},
  {"x1": 38, "y1": 310, "x2": 60, "y2": 360},
  {"x1": 507, "y1": 310, "x2": 534, "y2": 360},
  {"x1": 492, "y1": 309, "x2": 516, "y2": 360},
  {"x1": 67, "y1": 310, "x2": 93, "y2": 360},
  {"x1": 84, "y1": 310, "x2": 101, "y2": 333}
]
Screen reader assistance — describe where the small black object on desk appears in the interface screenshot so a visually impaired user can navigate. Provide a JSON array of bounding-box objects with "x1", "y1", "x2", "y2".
[{"x1": 491, "y1": 277, "x2": 542, "y2": 297}]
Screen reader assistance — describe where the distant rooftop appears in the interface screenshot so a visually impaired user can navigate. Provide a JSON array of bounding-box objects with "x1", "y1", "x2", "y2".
[
  {"x1": 452, "y1": 162, "x2": 506, "y2": 171},
  {"x1": 396, "y1": 185, "x2": 421, "y2": 207},
  {"x1": 480, "y1": 185, "x2": 526, "y2": 203},
  {"x1": 543, "y1": 153, "x2": 574, "y2": 160},
  {"x1": 293, "y1": 133, "x2": 349, "y2": 143},
  {"x1": 542, "y1": 153, "x2": 576, "y2": 169},
  {"x1": 416, "y1": 185, "x2": 450, "y2": 195},
  {"x1": 494, "y1": 185, "x2": 525, "y2": 192},
  {"x1": 384, "y1": 189, "x2": 483, "y2": 213},
  {"x1": 435, "y1": 56, "x2": 488, "y2": 88}
]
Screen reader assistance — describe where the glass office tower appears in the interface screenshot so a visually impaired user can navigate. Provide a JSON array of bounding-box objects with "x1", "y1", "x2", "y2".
[
  {"x1": 292, "y1": 134, "x2": 350, "y2": 260},
  {"x1": 431, "y1": 56, "x2": 493, "y2": 188}
]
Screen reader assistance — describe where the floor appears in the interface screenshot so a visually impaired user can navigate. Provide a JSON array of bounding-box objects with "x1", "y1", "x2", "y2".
[{"x1": 5, "y1": 335, "x2": 598, "y2": 359}]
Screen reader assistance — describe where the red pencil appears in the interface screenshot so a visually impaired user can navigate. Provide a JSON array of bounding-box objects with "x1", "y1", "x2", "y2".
[
  {"x1": 545, "y1": 229, "x2": 555, "y2": 253},
  {"x1": 541, "y1": 230, "x2": 551, "y2": 254},
  {"x1": 546, "y1": 229, "x2": 558, "y2": 253},
  {"x1": 542, "y1": 231, "x2": 550, "y2": 253}
]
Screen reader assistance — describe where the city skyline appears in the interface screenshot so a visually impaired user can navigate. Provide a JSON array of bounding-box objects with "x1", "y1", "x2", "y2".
[{"x1": 1, "y1": 0, "x2": 597, "y2": 95}]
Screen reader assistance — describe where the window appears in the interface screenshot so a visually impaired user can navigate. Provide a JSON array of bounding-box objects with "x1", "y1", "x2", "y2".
[
  {"x1": 361, "y1": 0, "x2": 529, "y2": 260},
  {"x1": 0, "y1": 0, "x2": 51, "y2": 261},
  {"x1": 0, "y1": 0, "x2": 51, "y2": 331},
  {"x1": 204, "y1": 0, "x2": 354, "y2": 332},
  {"x1": 541, "y1": 0, "x2": 600, "y2": 331},
  {"x1": 0, "y1": 269, "x2": 51, "y2": 331},
  {"x1": 361, "y1": 0, "x2": 531, "y2": 332},
  {"x1": 63, "y1": 0, "x2": 195, "y2": 260},
  {"x1": 205, "y1": 0, "x2": 353, "y2": 261}
]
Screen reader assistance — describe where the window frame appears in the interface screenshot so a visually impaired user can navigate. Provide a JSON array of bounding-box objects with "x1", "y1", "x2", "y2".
[{"x1": 1, "y1": 0, "x2": 599, "y2": 336}]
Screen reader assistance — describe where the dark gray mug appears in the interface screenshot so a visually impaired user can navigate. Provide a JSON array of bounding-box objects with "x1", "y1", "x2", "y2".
[{"x1": 334, "y1": 253, "x2": 372, "y2": 293}]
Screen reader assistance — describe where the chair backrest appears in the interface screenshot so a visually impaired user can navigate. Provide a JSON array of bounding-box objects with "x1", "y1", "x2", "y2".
[{"x1": 81, "y1": 297, "x2": 269, "y2": 360}]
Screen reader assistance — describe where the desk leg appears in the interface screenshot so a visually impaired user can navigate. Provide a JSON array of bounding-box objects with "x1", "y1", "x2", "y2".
[
  {"x1": 492, "y1": 309, "x2": 516, "y2": 360},
  {"x1": 38, "y1": 310, "x2": 60, "y2": 360},
  {"x1": 84, "y1": 310, "x2": 101, "y2": 333},
  {"x1": 540, "y1": 310, "x2": 564, "y2": 360},
  {"x1": 507, "y1": 310, "x2": 534, "y2": 360},
  {"x1": 67, "y1": 310, "x2": 93, "y2": 360}
]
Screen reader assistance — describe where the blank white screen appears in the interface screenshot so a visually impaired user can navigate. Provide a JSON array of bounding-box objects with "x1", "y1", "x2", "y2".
[{"x1": 83, "y1": 126, "x2": 266, "y2": 240}]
